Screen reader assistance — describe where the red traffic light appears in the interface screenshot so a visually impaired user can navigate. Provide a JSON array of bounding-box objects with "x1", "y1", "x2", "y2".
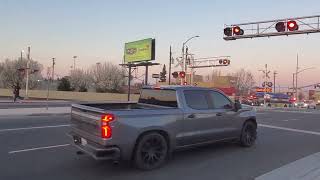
[
  {"x1": 172, "y1": 71, "x2": 178, "y2": 78},
  {"x1": 233, "y1": 26, "x2": 244, "y2": 35},
  {"x1": 287, "y1": 20, "x2": 298, "y2": 31},
  {"x1": 275, "y1": 22, "x2": 285, "y2": 32},
  {"x1": 179, "y1": 71, "x2": 186, "y2": 78},
  {"x1": 224, "y1": 27, "x2": 232, "y2": 36}
]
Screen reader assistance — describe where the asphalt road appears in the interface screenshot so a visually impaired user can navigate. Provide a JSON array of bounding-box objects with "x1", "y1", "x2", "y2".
[{"x1": 1, "y1": 111, "x2": 320, "y2": 180}]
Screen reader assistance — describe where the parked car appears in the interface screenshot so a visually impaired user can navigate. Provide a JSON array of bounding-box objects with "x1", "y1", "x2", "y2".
[
  {"x1": 69, "y1": 86, "x2": 257, "y2": 170},
  {"x1": 305, "y1": 101, "x2": 317, "y2": 109}
]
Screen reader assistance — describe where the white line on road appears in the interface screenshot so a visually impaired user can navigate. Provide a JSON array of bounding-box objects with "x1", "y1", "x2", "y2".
[
  {"x1": 0, "y1": 124, "x2": 70, "y2": 132},
  {"x1": 9, "y1": 144, "x2": 70, "y2": 154},
  {"x1": 282, "y1": 119, "x2": 299, "y2": 122},
  {"x1": 259, "y1": 124, "x2": 320, "y2": 136}
]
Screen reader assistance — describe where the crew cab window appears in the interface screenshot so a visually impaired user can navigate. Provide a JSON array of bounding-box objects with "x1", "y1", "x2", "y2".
[
  {"x1": 210, "y1": 91, "x2": 233, "y2": 109},
  {"x1": 184, "y1": 90, "x2": 210, "y2": 110},
  {"x1": 139, "y1": 89, "x2": 177, "y2": 107}
]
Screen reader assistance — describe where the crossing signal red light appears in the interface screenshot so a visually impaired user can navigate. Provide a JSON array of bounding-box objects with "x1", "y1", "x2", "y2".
[
  {"x1": 275, "y1": 22, "x2": 286, "y2": 32},
  {"x1": 183, "y1": 82, "x2": 187, "y2": 85},
  {"x1": 223, "y1": 59, "x2": 230, "y2": 65},
  {"x1": 287, "y1": 20, "x2": 298, "y2": 31},
  {"x1": 219, "y1": 59, "x2": 230, "y2": 65},
  {"x1": 179, "y1": 71, "x2": 186, "y2": 78},
  {"x1": 233, "y1": 26, "x2": 244, "y2": 35},
  {"x1": 224, "y1": 27, "x2": 232, "y2": 36},
  {"x1": 172, "y1": 72, "x2": 179, "y2": 78}
]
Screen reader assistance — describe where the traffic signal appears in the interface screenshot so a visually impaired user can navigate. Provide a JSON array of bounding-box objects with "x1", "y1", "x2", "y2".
[
  {"x1": 183, "y1": 81, "x2": 187, "y2": 85},
  {"x1": 224, "y1": 27, "x2": 232, "y2": 36},
  {"x1": 172, "y1": 72, "x2": 178, "y2": 78},
  {"x1": 179, "y1": 71, "x2": 186, "y2": 78},
  {"x1": 275, "y1": 22, "x2": 286, "y2": 32},
  {"x1": 233, "y1": 26, "x2": 244, "y2": 35},
  {"x1": 287, "y1": 20, "x2": 299, "y2": 31}
]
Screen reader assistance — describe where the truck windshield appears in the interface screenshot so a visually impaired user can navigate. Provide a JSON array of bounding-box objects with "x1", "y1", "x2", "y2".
[{"x1": 138, "y1": 89, "x2": 178, "y2": 107}]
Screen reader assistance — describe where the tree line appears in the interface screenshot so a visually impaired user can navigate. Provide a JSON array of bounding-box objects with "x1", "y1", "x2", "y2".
[{"x1": 0, "y1": 58, "x2": 127, "y2": 93}]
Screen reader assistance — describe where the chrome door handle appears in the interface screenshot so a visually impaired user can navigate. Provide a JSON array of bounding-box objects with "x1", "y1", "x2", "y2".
[{"x1": 216, "y1": 113, "x2": 223, "y2": 116}]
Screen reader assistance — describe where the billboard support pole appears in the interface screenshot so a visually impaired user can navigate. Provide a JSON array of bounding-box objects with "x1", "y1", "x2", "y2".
[
  {"x1": 145, "y1": 65, "x2": 149, "y2": 85},
  {"x1": 128, "y1": 65, "x2": 131, "y2": 101}
]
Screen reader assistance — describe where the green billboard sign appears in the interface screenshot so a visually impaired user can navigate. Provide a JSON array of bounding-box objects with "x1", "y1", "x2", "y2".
[{"x1": 124, "y1": 38, "x2": 155, "y2": 63}]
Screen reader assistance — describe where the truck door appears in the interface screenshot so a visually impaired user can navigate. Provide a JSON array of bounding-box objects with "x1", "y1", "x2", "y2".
[
  {"x1": 208, "y1": 91, "x2": 239, "y2": 139},
  {"x1": 179, "y1": 90, "x2": 222, "y2": 146}
]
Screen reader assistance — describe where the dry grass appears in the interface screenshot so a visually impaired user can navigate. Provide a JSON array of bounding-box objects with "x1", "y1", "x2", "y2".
[{"x1": 0, "y1": 88, "x2": 139, "y2": 101}]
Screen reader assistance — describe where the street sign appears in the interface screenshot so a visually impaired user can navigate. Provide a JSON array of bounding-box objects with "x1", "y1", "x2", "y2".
[{"x1": 152, "y1": 74, "x2": 160, "y2": 78}]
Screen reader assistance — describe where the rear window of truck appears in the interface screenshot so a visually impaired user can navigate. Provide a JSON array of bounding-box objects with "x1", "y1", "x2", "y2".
[{"x1": 138, "y1": 89, "x2": 178, "y2": 107}]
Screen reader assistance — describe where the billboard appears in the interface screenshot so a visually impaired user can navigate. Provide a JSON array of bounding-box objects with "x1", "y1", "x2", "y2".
[{"x1": 124, "y1": 38, "x2": 155, "y2": 63}]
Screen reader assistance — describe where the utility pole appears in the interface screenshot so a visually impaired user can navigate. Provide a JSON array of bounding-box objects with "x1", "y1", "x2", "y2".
[
  {"x1": 295, "y1": 54, "x2": 299, "y2": 100},
  {"x1": 73, "y1": 56, "x2": 77, "y2": 71},
  {"x1": 25, "y1": 46, "x2": 31, "y2": 99},
  {"x1": 264, "y1": 64, "x2": 267, "y2": 106},
  {"x1": 273, "y1": 71, "x2": 277, "y2": 93},
  {"x1": 168, "y1": 46, "x2": 172, "y2": 85},
  {"x1": 292, "y1": 73, "x2": 295, "y2": 94},
  {"x1": 52, "y1": 58, "x2": 55, "y2": 81}
]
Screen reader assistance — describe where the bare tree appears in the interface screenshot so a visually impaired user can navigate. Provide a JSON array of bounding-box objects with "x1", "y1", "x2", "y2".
[
  {"x1": 69, "y1": 69, "x2": 92, "y2": 92},
  {"x1": 0, "y1": 61, "x2": 4, "y2": 88},
  {"x1": 90, "y1": 62, "x2": 126, "y2": 93},
  {"x1": 0, "y1": 58, "x2": 43, "y2": 90},
  {"x1": 229, "y1": 69, "x2": 255, "y2": 96}
]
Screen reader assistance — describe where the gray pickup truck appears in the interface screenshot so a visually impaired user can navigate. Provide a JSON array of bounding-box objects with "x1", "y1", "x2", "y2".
[{"x1": 69, "y1": 86, "x2": 257, "y2": 170}]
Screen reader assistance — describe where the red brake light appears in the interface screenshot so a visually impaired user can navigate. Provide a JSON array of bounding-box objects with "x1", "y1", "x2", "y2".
[
  {"x1": 101, "y1": 114, "x2": 114, "y2": 139},
  {"x1": 101, "y1": 114, "x2": 114, "y2": 123},
  {"x1": 101, "y1": 126, "x2": 112, "y2": 138}
]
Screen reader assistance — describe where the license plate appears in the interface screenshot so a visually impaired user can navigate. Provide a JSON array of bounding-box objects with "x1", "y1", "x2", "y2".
[{"x1": 81, "y1": 138, "x2": 87, "y2": 146}]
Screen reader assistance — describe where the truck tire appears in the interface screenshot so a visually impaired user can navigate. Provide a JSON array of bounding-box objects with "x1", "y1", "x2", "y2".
[
  {"x1": 240, "y1": 121, "x2": 257, "y2": 147},
  {"x1": 133, "y1": 133, "x2": 168, "y2": 170}
]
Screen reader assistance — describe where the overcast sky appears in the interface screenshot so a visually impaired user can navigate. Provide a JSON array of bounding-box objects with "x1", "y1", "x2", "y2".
[{"x1": 1, "y1": 0, "x2": 320, "y2": 87}]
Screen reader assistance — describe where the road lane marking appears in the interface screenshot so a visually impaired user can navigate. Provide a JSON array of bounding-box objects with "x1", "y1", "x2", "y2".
[
  {"x1": 283, "y1": 119, "x2": 299, "y2": 122},
  {"x1": 259, "y1": 124, "x2": 320, "y2": 136},
  {"x1": 0, "y1": 124, "x2": 70, "y2": 132},
  {"x1": 9, "y1": 144, "x2": 70, "y2": 154}
]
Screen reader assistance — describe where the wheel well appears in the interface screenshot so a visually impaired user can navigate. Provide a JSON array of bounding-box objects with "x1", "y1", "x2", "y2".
[
  {"x1": 245, "y1": 118, "x2": 257, "y2": 128},
  {"x1": 132, "y1": 130, "x2": 170, "y2": 159}
]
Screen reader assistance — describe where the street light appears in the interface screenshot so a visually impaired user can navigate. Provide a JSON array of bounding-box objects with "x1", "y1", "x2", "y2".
[
  {"x1": 181, "y1": 35, "x2": 200, "y2": 85},
  {"x1": 73, "y1": 56, "x2": 77, "y2": 71},
  {"x1": 20, "y1": 50, "x2": 24, "y2": 61}
]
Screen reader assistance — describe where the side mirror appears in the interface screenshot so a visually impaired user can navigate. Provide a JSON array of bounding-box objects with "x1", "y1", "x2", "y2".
[{"x1": 234, "y1": 100, "x2": 242, "y2": 111}]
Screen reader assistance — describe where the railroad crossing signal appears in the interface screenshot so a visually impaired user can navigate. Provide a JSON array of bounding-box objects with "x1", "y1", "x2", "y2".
[
  {"x1": 179, "y1": 71, "x2": 186, "y2": 78},
  {"x1": 262, "y1": 82, "x2": 273, "y2": 87},
  {"x1": 172, "y1": 72, "x2": 179, "y2": 78},
  {"x1": 223, "y1": 15, "x2": 320, "y2": 41}
]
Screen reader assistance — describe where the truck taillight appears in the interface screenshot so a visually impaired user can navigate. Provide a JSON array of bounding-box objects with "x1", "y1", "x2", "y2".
[{"x1": 101, "y1": 114, "x2": 114, "y2": 139}]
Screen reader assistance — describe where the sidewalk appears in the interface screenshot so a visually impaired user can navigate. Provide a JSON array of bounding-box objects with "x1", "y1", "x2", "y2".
[
  {"x1": 0, "y1": 107, "x2": 71, "y2": 116},
  {"x1": 0, "y1": 99, "x2": 68, "y2": 103}
]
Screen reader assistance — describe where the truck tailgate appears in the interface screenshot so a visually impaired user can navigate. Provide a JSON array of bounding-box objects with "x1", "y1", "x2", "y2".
[{"x1": 70, "y1": 104, "x2": 104, "y2": 140}]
